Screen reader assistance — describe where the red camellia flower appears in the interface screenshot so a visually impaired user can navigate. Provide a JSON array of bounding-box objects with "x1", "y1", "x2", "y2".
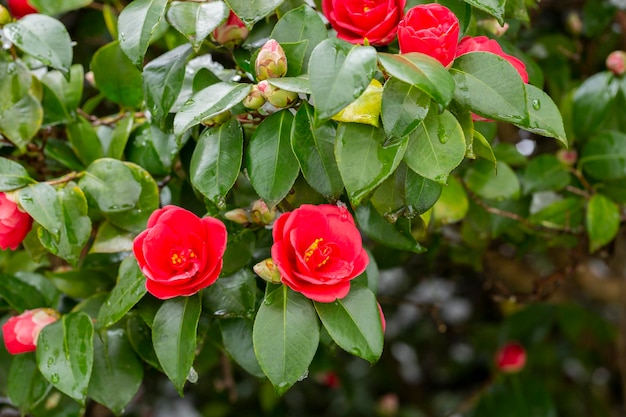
[
  {"x1": 271, "y1": 204, "x2": 369, "y2": 302},
  {"x1": 456, "y1": 36, "x2": 529, "y2": 83},
  {"x1": 495, "y1": 341, "x2": 527, "y2": 373},
  {"x1": 397, "y1": 4, "x2": 460, "y2": 67},
  {"x1": 7, "y1": 0, "x2": 37, "y2": 18},
  {"x1": 133, "y1": 205, "x2": 227, "y2": 300},
  {"x1": 322, "y1": 0, "x2": 406, "y2": 46},
  {"x1": 2, "y1": 308, "x2": 60, "y2": 355},
  {"x1": 0, "y1": 192, "x2": 33, "y2": 251}
]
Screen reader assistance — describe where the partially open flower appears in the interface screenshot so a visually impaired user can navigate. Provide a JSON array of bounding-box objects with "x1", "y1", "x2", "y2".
[
  {"x1": 213, "y1": 11, "x2": 248, "y2": 48},
  {"x1": 495, "y1": 341, "x2": 527, "y2": 373},
  {"x1": 255, "y1": 39, "x2": 288, "y2": 81},
  {"x1": 607, "y1": 50, "x2": 626, "y2": 76},
  {"x1": 2, "y1": 308, "x2": 60, "y2": 355},
  {"x1": 0, "y1": 192, "x2": 33, "y2": 251}
]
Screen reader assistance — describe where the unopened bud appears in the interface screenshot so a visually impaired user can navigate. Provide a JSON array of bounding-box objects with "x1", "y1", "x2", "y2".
[
  {"x1": 257, "y1": 81, "x2": 298, "y2": 108},
  {"x1": 213, "y1": 11, "x2": 249, "y2": 48},
  {"x1": 253, "y1": 258, "x2": 281, "y2": 284},
  {"x1": 201, "y1": 110, "x2": 231, "y2": 128},
  {"x1": 243, "y1": 84, "x2": 266, "y2": 110},
  {"x1": 0, "y1": 5, "x2": 11, "y2": 25},
  {"x1": 223, "y1": 208, "x2": 249, "y2": 225},
  {"x1": 556, "y1": 149, "x2": 577, "y2": 166},
  {"x1": 495, "y1": 342, "x2": 526, "y2": 373},
  {"x1": 565, "y1": 11, "x2": 583, "y2": 36},
  {"x1": 478, "y1": 18, "x2": 509, "y2": 37},
  {"x1": 607, "y1": 50, "x2": 626, "y2": 76},
  {"x1": 250, "y1": 199, "x2": 276, "y2": 225},
  {"x1": 255, "y1": 39, "x2": 288, "y2": 81}
]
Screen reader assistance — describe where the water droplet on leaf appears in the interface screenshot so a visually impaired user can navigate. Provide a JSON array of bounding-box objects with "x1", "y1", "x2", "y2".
[{"x1": 532, "y1": 99, "x2": 541, "y2": 110}]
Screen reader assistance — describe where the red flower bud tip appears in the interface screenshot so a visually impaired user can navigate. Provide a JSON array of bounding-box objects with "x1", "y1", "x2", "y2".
[
  {"x1": 253, "y1": 258, "x2": 282, "y2": 284},
  {"x1": 556, "y1": 149, "x2": 577, "y2": 166},
  {"x1": 2, "y1": 308, "x2": 60, "y2": 355},
  {"x1": 7, "y1": 0, "x2": 37, "y2": 19},
  {"x1": 607, "y1": 51, "x2": 626, "y2": 76},
  {"x1": 495, "y1": 342, "x2": 526, "y2": 373},
  {"x1": 243, "y1": 84, "x2": 266, "y2": 110},
  {"x1": 213, "y1": 11, "x2": 249, "y2": 48},
  {"x1": 318, "y1": 371, "x2": 341, "y2": 389},
  {"x1": 0, "y1": 191, "x2": 34, "y2": 251},
  {"x1": 255, "y1": 39, "x2": 288, "y2": 81},
  {"x1": 378, "y1": 303, "x2": 386, "y2": 333}
]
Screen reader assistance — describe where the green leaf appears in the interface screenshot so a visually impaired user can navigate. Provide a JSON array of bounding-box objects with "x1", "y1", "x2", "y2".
[
  {"x1": 336, "y1": 123, "x2": 407, "y2": 206},
  {"x1": 432, "y1": 176, "x2": 469, "y2": 224},
  {"x1": 8, "y1": 353, "x2": 50, "y2": 415},
  {"x1": 79, "y1": 158, "x2": 141, "y2": 213},
  {"x1": 90, "y1": 221, "x2": 134, "y2": 254},
  {"x1": 0, "y1": 93, "x2": 43, "y2": 151},
  {"x1": 270, "y1": 5, "x2": 327, "y2": 73},
  {"x1": 44, "y1": 138, "x2": 85, "y2": 171},
  {"x1": 203, "y1": 269, "x2": 258, "y2": 318},
  {"x1": 190, "y1": 119, "x2": 243, "y2": 209},
  {"x1": 586, "y1": 194, "x2": 620, "y2": 253},
  {"x1": 309, "y1": 39, "x2": 377, "y2": 121},
  {"x1": 465, "y1": 160, "x2": 521, "y2": 200},
  {"x1": 97, "y1": 257, "x2": 147, "y2": 329},
  {"x1": 143, "y1": 44, "x2": 194, "y2": 126},
  {"x1": 224, "y1": 0, "x2": 285, "y2": 25},
  {"x1": 126, "y1": 313, "x2": 161, "y2": 370},
  {"x1": 220, "y1": 319, "x2": 264, "y2": 378},
  {"x1": 518, "y1": 83, "x2": 567, "y2": 145},
  {"x1": 451, "y1": 52, "x2": 529, "y2": 125},
  {"x1": 118, "y1": 0, "x2": 168, "y2": 67},
  {"x1": 463, "y1": 0, "x2": 506, "y2": 23},
  {"x1": 88, "y1": 328, "x2": 144, "y2": 415},
  {"x1": 66, "y1": 116, "x2": 105, "y2": 166},
  {"x1": 0, "y1": 274, "x2": 47, "y2": 312},
  {"x1": 91, "y1": 41, "x2": 144, "y2": 108},
  {"x1": 253, "y1": 286, "x2": 319, "y2": 395},
  {"x1": 267, "y1": 76, "x2": 311, "y2": 94},
  {"x1": 18, "y1": 182, "x2": 63, "y2": 240},
  {"x1": 530, "y1": 197, "x2": 584, "y2": 230},
  {"x1": 173, "y1": 82, "x2": 251, "y2": 137},
  {"x1": 245, "y1": 110, "x2": 299, "y2": 207},
  {"x1": 127, "y1": 123, "x2": 178, "y2": 176},
  {"x1": 381, "y1": 77, "x2": 431, "y2": 139},
  {"x1": 29, "y1": 0, "x2": 92, "y2": 15},
  {"x1": 107, "y1": 113, "x2": 135, "y2": 160},
  {"x1": 572, "y1": 72, "x2": 615, "y2": 140},
  {"x1": 13, "y1": 272, "x2": 60, "y2": 307},
  {"x1": 0, "y1": 158, "x2": 35, "y2": 191},
  {"x1": 291, "y1": 102, "x2": 343, "y2": 199},
  {"x1": 36, "y1": 312, "x2": 94, "y2": 404},
  {"x1": 378, "y1": 52, "x2": 455, "y2": 108},
  {"x1": 315, "y1": 286, "x2": 383, "y2": 363},
  {"x1": 403, "y1": 108, "x2": 466, "y2": 183},
  {"x1": 580, "y1": 131, "x2": 626, "y2": 180},
  {"x1": 521, "y1": 154, "x2": 570, "y2": 194},
  {"x1": 355, "y1": 202, "x2": 425, "y2": 253},
  {"x1": 167, "y1": 1, "x2": 229, "y2": 50},
  {"x1": 473, "y1": 130, "x2": 496, "y2": 165},
  {"x1": 41, "y1": 65, "x2": 84, "y2": 125},
  {"x1": 4, "y1": 15, "x2": 72, "y2": 75},
  {"x1": 37, "y1": 184, "x2": 92, "y2": 266},
  {"x1": 0, "y1": 54, "x2": 31, "y2": 112},
  {"x1": 152, "y1": 294, "x2": 202, "y2": 395}
]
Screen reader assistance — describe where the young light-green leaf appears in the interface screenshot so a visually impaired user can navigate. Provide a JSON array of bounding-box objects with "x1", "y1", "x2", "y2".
[
  {"x1": 0, "y1": 158, "x2": 35, "y2": 191},
  {"x1": 586, "y1": 194, "x2": 620, "y2": 253}
]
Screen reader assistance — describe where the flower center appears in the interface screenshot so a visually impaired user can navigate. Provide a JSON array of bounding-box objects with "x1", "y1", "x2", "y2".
[
  {"x1": 170, "y1": 248, "x2": 197, "y2": 268},
  {"x1": 304, "y1": 238, "x2": 332, "y2": 268}
]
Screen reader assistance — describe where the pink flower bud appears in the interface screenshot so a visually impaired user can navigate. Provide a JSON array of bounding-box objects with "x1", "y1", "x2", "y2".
[
  {"x1": 255, "y1": 39, "x2": 288, "y2": 81},
  {"x1": 243, "y1": 84, "x2": 266, "y2": 110},
  {"x1": 253, "y1": 258, "x2": 282, "y2": 284},
  {"x1": 607, "y1": 51, "x2": 626, "y2": 76},
  {"x1": 250, "y1": 199, "x2": 276, "y2": 225},
  {"x1": 2, "y1": 308, "x2": 60, "y2": 355},
  {"x1": 223, "y1": 208, "x2": 250, "y2": 225},
  {"x1": 556, "y1": 149, "x2": 577, "y2": 166},
  {"x1": 495, "y1": 341, "x2": 526, "y2": 373},
  {"x1": 213, "y1": 11, "x2": 249, "y2": 48},
  {"x1": 257, "y1": 80, "x2": 298, "y2": 108},
  {"x1": 0, "y1": 191, "x2": 33, "y2": 250}
]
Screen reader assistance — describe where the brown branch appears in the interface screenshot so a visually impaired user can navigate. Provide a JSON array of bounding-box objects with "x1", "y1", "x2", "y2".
[{"x1": 46, "y1": 171, "x2": 83, "y2": 186}]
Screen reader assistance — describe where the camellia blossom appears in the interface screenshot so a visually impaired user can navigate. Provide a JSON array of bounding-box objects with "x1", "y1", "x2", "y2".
[
  {"x1": 133, "y1": 205, "x2": 227, "y2": 299},
  {"x1": 456, "y1": 36, "x2": 529, "y2": 83},
  {"x1": 2, "y1": 308, "x2": 60, "y2": 355},
  {"x1": 7, "y1": 0, "x2": 37, "y2": 19},
  {"x1": 271, "y1": 204, "x2": 369, "y2": 303},
  {"x1": 322, "y1": 0, "x2": 406, "y2": 46},
  {"x1": 397, "y1": 4, "x2": 460, "y2": 67},
  {"x1": 0, "y1": 192, "x2": 33, "y2": 251},
  {"x1": 495, "y1": 341, "x2": 527, "y2": 373}
]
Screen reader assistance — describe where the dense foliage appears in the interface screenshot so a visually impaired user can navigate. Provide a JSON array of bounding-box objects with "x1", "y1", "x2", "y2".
[{"x1": 0, "y1": 0, "x2": 625, "y2": 416}]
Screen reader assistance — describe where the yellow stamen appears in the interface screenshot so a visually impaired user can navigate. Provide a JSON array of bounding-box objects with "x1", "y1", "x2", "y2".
[{"x1": 304, "y1": 238, "x2": 324, "y2": 262}]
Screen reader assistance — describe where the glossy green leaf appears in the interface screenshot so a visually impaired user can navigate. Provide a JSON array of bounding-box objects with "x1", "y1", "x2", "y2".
[
  {"x1": 253, "y1": 286, "x2": 319, "y2": 395},
  {"x1": 203, "y1": 269, "x2": 257, "y2": 318},
  {"x1": 270, "y1": 5, "x2": 327, "y2": 73},
  {"x1": 167, "y1": 1, "x2": 229, "y2": 50},
  {"x1": 18, "y1": 182, "x2": 62, "y2": 240},
  {"x1": 107, "y1": 113, "x2": 135, "y2": 160},
  {"x1": 451, "y1": 52, "x2": 529, "y2": 125},
  {"x1": 580, "y1": 131, "x2": 626, "y2": 180},
  {"x1": 473, "y1": 130, "x2": 496, "y2": 165},
  {"x1": 403, "y1": 108, "x2": 466, "y2": 184},
  {"x1": 0, "y1": 273, "x2": 47, "y2": 312},
  {"x1": 268, "y1": 76, "x2": 311, "y2": 94},
  {"x1": 41, "y1": 65, "x2": 84, "y2": 125},
  {"x1": 190, "y1": 119, "x2": 243, "y2": 209},
  {"x1": 126, "y1": 314, "x2": 162, "y2": 370},
  {"x1": 246, "y1": 110, "x2": 299, "y2": 207},
  {"x1": 276, "y1": 40, "x2": 308, "y2": 78},
  {"x1": 336, "y1": 123, "x2": 407, "y2": 206},
  {"x1": 118, "y1": 0, "x2": 168, "y2": 67},
  {"x1": 79, "y1": 158, "x2": 141, "y2": 214},
  {"x1": 378, "y1": 52, "x2": 455, "y2": 107},
  {"x1": 586, "y1": 194, "x2": 620, "y2": 253},
  {"x1": 572, "y1": 72, "x2": 615, "y2": 140},
  {"x1": 88, "y1": 328, "x2": 144, "y2": 415},
  {"x1": 0, "y1": 93, "x2": 43, "y2": 151},
  {"x1": 315, "y1": 286, "x2": 383, "y2": 363},
  {"x1": 127, "y1": 123, "x2": 178, "y2": 176},
  {"x1": 143, "y1": 44, "x2": 194, "y2": 125},
  {"x1": 97, "y1": 257, "x2": 147, "y2": 329},
  {"x1": 291, "y1": 102, "x2": 343, "y2": 199},
  {"x1": 221, "y1": 229, "x2": 255, "y2": 276},
  {"x1": 13, "y1": 272, "x2": 60, "y2": 308},
  {"x1": 152, "y1": 294, "x2": 202, "y2": 395},
  {"x1": 309, "y1": 39, "x2": 377, "y2": 120},
  {"x1": 0, "y1": 54, "x2": 31, "y2": 112},
  {"x1": 29, "y1": 0, "x2": 92, "y2": 15},
  {"x1": 432, "y1": 176, "x2": 469, "y2": 225},
  {"x1": 355, "y1": 202, "x2": 425, "y2": 253},
  {"x1": 66, "y1": 116, "x2": 105, "y2": 166},
  {"x1": 44, "y1": 138, "x2": 85, "y2": 171},
  {"x1": 4, "y1": 15, "x2": 72, "y2": 75},
  {"x1": 224, "y1": 0, "x2": 285, "y2": 25},
  {"x1": 381, "y1": 78, "x2": 431, "y2": 140},
  {"x1": 90, "y1": 221, "x2": 135, "y2": 254},
  {"x1": 8, "y1": 353, "x2": 50, "y2": 415},
  {"x1": 465, "y1": 160, "x2": 521, "y2": 200},
  {"x1": 530, "y1": 197, "x2": 584, "y2": 230},
  {"x1": 173, "y1": 82, "x2": 251, "y2": 137},
  {"x1": 522, "y1": 154, "x2": 570, "y2": 194},
  {"x1": 463, "y1": 0, "x2": 506, "y2": 23},
  {"x1": 518, "y1": 84, "x2": 567, "y2": 145},
  {"x1": 91, "y1": 42, "x2": 144, "y2": 108},
  {"x1": 220, "y1": 319, "x2": 264, "y2": 378},
  {"x1": 36, "y1": 312, "x2": 94, "y2": 404},
  {"x1": 0, "y1": 158, "x2": 35, "y2": 191}
]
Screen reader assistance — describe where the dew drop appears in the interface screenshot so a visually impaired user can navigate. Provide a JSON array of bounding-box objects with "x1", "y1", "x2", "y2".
[
  {"x1": 213, "y1": 309, "x2": 227, "y2": 317},
  {"x1": 47, "y1": 357, "x2": 54, "y2": 366},
  {"x1": 50, "y1": 374, "x2": 60, "y2": 383},
  {"x1": 532, "y1": 99, "x2": 541, "y2": 110},
  {"x1": 298, "y1": 369, "x2": 309, "y2": 381},
  {"x1": 350, "y1": 348, "x2": 362, "y2": 357}
]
